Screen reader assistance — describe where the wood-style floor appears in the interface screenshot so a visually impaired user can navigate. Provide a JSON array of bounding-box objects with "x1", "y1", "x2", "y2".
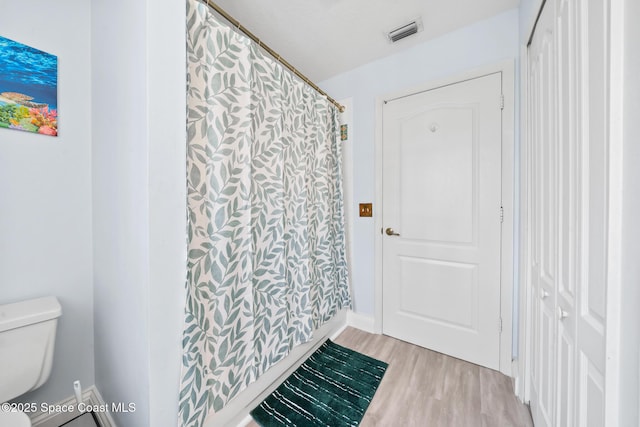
[{"x1": 249, "y1": 327, "x2": 533, "y2": 427}]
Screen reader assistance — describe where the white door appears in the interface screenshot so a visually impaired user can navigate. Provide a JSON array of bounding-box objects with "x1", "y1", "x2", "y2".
[
  {"x1": 382, "y1": 73, "x2": 503, "y2": 370},
  {"x1": 527, "y1": 0, "x2": 609, "y2": 425}
]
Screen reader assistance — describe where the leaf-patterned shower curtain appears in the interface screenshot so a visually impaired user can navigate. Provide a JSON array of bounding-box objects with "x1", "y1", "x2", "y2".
[{"x1": 179, "y1": 0, "x2": 351, "y2": 425}]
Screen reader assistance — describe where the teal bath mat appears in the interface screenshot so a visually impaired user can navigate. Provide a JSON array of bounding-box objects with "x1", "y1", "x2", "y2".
[{"x1": 250, "y1": 340, "x2": 387, "y2": 426}]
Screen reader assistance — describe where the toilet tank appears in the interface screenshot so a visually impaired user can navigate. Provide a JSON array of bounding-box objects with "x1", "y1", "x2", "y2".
[{"x1": 0, "y1": 297, "x2": 62, "y2": 403}]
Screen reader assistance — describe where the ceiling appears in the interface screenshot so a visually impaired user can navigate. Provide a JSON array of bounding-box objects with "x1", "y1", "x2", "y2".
[{"x1": 213, "y1": 0, "x2": 520, "y2": 82}]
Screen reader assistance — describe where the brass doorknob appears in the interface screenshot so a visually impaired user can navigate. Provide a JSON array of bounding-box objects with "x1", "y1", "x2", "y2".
[{"x1": 385, "y1": 228, "x2": 400, "y2": 236}]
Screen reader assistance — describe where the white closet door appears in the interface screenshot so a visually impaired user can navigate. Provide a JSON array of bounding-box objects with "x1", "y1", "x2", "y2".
[{"x1": 527, "y1": 0, "x2": 610, "y2": 425}]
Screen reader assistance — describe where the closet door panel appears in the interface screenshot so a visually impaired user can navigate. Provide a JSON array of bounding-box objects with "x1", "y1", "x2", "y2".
[
  {"x1": 556, "y1": 0, "x2": 579, "y2": 304},
  {"x1": 583, "y1": 0, "x2": 607, "y2": 326},
  {"x1": 579, "y1": 354, "x2": 605, "y2": 427},
  {"x1": 577, "y1": 0, "x2": 608, "y2": 423},
  {"x1": 557, "y1": 324, "x2": 575, "y2": 426},
  {"x1": 555, "y1": 0, "x2": 580, "y2": 423},
  {"x1": 528, "y1": 57, "x2": 541, "y2": 411},
  {"x1": 528, "y1": 0, "x2": 612, "y2": 423},
  {"x1": 538, "y1": 299, "x2": 556, "y2": 426}
]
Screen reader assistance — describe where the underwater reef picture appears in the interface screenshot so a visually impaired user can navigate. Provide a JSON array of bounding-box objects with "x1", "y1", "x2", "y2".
[{"x1": 0, "y1": 35, "x2": 58, "y2": 137}]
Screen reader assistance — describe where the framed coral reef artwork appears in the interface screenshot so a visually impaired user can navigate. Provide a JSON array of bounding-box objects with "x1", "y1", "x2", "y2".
[{"x1": 0, "y1": 35, "x2": 58, "y2": 137}]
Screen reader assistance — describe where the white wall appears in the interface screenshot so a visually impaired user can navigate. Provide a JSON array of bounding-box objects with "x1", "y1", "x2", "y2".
[
  {"x1": 519, "y1": 0, "x2": 542, "y2": 42},
  {"x1": 147, "y1": 0, "x2": 188, "y2": 425},
  {"x1": 0, "y1": 0, "x2": 94, "y2": 407},
  {"x1": 92, "y1": 0, "x2": 150, "y2": 423},
  {"x1": 92, "y1": 0, "x2": 186, "y2": 425},
  {"x1": 319, "y1": 9, "x2": 520, "y2": 316}
]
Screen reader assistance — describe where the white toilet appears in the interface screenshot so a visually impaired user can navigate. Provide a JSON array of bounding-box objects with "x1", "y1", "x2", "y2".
[{"x1": 0, "y1": 296, "x2": 62, "y2": 427}]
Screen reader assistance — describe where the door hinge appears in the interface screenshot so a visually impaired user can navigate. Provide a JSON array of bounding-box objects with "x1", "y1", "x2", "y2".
[
  {"x1": 499, "y1": 317, "x2": 503, "y2": 333},
  {"x1": 500, "y1": 206, "x2": 504, "y2": 223},
  {"x1": 500, "y1": 94, "x2": 504, "y2": 110}
]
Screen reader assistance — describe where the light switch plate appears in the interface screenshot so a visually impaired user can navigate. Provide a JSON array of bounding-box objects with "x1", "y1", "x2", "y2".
[{"x1": 359, "y1": 203, "x2": 373, "y2": 217}]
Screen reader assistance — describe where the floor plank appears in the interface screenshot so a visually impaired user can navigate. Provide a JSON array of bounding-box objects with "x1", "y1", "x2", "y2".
[{"x1": 247, "y1": 327, "x2": 533, "y2": 426}]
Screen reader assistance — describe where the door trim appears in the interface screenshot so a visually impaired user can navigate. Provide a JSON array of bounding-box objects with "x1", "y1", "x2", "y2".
[
  {"x1": 374, "y1": 60, "x2": 515, "y2": 376},
  {"x1": 518, "y1": 42, "x2": 532, "y2": 403},
  {"x1": 604, "y1": 0, "x2": 625, "y2": 423}
]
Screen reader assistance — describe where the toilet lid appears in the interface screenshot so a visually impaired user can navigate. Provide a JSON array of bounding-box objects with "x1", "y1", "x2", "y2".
[{"x1": 0, "y1": 410, "x2": 32, "y2": 427}]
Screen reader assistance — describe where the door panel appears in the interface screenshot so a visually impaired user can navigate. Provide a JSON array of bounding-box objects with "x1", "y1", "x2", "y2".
[
  {"x1": 557, "y1": 319, "x2": 576, "y2": 426},
  {"x1": 382, "y1": 73, "x2": 502, "y2": 370},
  {"x1": 399, "y1": 257, "x2": 477, "y2": 329},
  {"x1": 578, "y1": 0, "x2": 608, "y2": 424},
  {"x1": 399, "y1": 107, "x2": 475, "y2": 244},
  {"x1": 538, "y1": 291, "x2": 555, "y2": 427},
  {"x1": 580, "y1": 354, "x2": 605, "y2": 427},
  {"x1": 556, "y1": 0, "x2": 579, "y2": 424}
]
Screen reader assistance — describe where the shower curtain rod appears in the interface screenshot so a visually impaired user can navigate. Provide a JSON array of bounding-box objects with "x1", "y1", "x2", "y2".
[{"x1": 201, "y1": 0, "x2": 346, "y2": 113}]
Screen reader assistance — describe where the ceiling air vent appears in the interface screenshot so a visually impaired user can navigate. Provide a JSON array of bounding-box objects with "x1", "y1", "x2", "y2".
[{"x1": 387, "y1": 18, "x2": 423, "y2": 43}]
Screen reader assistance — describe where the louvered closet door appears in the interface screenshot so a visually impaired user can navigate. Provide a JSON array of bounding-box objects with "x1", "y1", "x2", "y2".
[{"x1": 527, "y1": 0, "x2": 609, "y2": 425}]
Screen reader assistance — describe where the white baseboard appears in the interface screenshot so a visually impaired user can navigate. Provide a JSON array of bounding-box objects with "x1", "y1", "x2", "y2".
[
  {"x1": 330, "y1": 322, "x2": 349, "y2": 340},
  {"x1": 512, "y1": 359, "x2": 526, "y2": 403},
  {"x1": 346, "y1": 310, "x2": 375, "y2": 334},
  {"x1": 30, "y1": 385, "x2": 116, "y2": 427},
  {"x1": 237, "y1": 414, "x2": 253, "y2": 427},
  {"x1": 204, "y1": 309, "x2": 348, "y2": 427}
]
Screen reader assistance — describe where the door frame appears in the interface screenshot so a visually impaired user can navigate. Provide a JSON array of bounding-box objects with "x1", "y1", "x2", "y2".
[{"x1": 373, "y1": 60, "x2": 515, "y2": 376}]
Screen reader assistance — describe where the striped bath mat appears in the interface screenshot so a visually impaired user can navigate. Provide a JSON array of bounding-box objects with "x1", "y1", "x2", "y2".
[{"x1": 250, "y1": 340, "x2": 387, "y2": 426}]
